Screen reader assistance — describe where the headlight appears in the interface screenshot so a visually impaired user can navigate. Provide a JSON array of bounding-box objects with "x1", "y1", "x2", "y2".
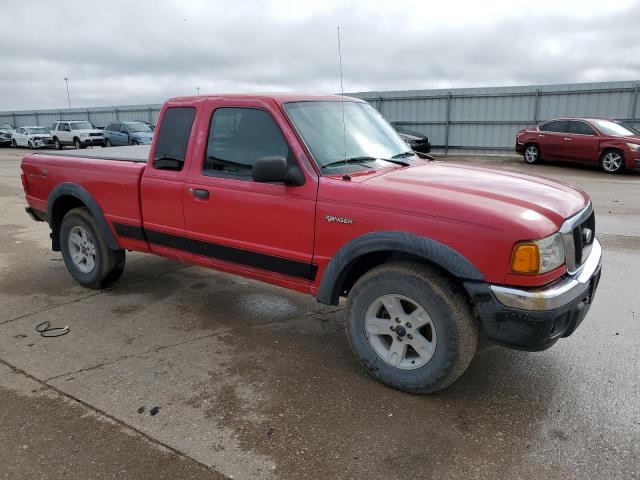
[
  {"x1": 80, "y1": 133, "x2": 89, "y2": 138},
  {"x1": 510, "y1": 233, "x2": 565, "y2": 275},
  {"x1": 626, "y1": 143, "x2": 640, "y2": 152}
]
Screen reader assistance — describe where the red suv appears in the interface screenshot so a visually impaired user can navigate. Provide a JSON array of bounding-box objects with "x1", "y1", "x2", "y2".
[{"x1": 516, "y1": 118, "x2": 640, "y2": 174}]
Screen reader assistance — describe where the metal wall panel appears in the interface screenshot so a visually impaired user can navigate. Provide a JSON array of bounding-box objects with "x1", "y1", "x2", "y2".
[
  {"x1": 350, "y1": 80, "x2": 640, "y2": 153},
  {"x1": 1, "y1": 80, "x2": 639, "y2": 153}
]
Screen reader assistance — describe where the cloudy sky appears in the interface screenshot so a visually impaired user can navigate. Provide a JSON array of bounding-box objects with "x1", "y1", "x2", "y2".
[{"x1": 1, "y1": 0, "x2": 639, "y2": 111}]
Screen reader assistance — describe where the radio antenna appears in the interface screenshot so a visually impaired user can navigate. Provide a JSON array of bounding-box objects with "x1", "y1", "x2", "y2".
[{"x1": 337, "y1": 26, "x2": 347, "y2": 164}]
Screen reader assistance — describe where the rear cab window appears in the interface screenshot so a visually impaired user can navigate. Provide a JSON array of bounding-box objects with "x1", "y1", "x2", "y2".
[{"x1": 152, "y1": 107, "x2": 196, "y2": 172}]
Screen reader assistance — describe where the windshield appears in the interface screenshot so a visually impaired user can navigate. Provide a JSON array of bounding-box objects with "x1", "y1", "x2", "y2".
[
  {"x1": 592, "y1": 119, "x2": 636, "y2": 137},
  {"x1": 70, "y1": 121, "x2": 94, "y2": 130},
  {"x1": 27, "y1": 127, "x2": 49, "y2": 134},
  {"x1": 127, "y1": 122, "x2": 153, "y2": 133},
  {"x1": 284, "y1": 101, "x2": 412, "y2": 173}
]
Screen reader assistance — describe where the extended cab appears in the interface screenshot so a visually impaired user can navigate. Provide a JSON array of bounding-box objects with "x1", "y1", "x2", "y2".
[
  {"x1": 21, "y1": 94, "x2": 602, "y2": 393},
  {"x1": 50, "y1": 120, "x2": 105, "y2": 150}
]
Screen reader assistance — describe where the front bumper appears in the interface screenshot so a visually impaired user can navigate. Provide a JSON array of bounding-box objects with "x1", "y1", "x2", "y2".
[
  {"x1": 32, "y1": 138, "x2": 52, "y2": 148},
  {"x1": 465, "y1": 239, "x2": 602, "y2": 351},
  {"x1": 81, "y1": 137, "x2": 105, "y2": 146}
]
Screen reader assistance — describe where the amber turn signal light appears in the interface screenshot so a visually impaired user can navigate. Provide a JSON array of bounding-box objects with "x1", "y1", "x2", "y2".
[{"x1": 510, "y1": 244, "x2": 540, "y2": 274}]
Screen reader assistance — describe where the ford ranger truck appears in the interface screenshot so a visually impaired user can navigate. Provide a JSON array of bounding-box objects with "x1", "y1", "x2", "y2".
[{"x1": 20, "y1": 94, "x2": 602, "y2": 394}]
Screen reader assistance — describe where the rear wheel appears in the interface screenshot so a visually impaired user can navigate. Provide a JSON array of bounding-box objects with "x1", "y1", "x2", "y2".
[
  {"x1": 600, "y1": 149, "x2": 624, "y2": 174},
  {"x1": 524, "y1": 144, "x2": 539, "y2": 164},
  {"x1": 345, "y1": 261, "x2": 477, "y2": 394},
  {"x1": 60, "y1": 207, "x2": 125, "y2": 289}
]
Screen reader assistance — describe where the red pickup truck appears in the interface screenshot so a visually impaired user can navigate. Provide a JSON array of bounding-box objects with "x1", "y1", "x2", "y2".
[{"x1": 21, "y1": 94, "x2": 602, "y2": 393}]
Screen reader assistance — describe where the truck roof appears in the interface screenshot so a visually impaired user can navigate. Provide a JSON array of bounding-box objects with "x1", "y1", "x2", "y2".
[{"x1": 166, "y1": 93, "x2": 364, "y2": 105}]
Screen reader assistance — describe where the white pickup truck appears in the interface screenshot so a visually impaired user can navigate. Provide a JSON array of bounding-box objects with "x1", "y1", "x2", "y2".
[{"x1": 50, "y1": 121, "x2": 105, "y2": 149}]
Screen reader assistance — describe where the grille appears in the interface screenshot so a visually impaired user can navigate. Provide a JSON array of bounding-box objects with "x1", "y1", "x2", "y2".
[
  {"x1": 89, "y1": 132, "x2": 102, "y2": 137},
  {"x1": 562, "y1": 204, "x2": 595, "y2": 274},
  {"x1": 572, "y1": 210, "x2": 595, "y2": 266}
]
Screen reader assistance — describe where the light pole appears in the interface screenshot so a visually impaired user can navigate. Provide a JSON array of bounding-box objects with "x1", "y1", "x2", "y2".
[
  {"x1": 64, "y1": 77, "x2": 71, "y2": 110},
  {"x1": 196, "y1": 86, "x2": 200, "y2": 95}
]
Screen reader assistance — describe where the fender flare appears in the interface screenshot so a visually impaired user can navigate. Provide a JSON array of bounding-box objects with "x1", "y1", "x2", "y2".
[
  {"x1": 316, "y1": 230, "x2": 484, "y2": 305},
  {"x1": 47, "y1": 182, "x2": 120, "y2": 251}
]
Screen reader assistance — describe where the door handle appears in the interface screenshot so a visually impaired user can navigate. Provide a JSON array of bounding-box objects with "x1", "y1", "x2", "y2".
[
  {"x1": 564, "y1": 137, "x2": 572, "y2": 141},
  {"x1": 538, "y1": 134, "x2": 545, "y2": 138},
  {"x1": 189, "y1": 188, "x2": 209, "y2": 200}
]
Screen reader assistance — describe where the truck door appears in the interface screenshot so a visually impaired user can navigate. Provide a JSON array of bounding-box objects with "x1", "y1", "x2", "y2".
[
  {"x1": 183, "y1": 98, "x2": 318, "y2": 292},
  {"x1": 140, "y1": 106, "x2": 197, "y2": 262}
]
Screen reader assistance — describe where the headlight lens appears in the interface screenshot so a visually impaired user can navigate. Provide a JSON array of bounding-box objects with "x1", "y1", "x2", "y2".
[
  {"x1": 510, "y1": 233, "x2": 565, "y2": 275},
  {"x1": 626, "y1": 143, "x2": 640, "y2": 152}
]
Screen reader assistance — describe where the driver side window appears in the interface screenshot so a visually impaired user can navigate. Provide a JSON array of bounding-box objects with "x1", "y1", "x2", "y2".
[{"x1": 203, "y1": 108, "x2": 290, "y2": 179}]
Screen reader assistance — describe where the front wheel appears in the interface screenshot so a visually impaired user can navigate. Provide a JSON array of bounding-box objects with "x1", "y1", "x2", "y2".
[
  {"x1": 28, "y1": 140, "x2": 34, "y2": 149},
  {"x1": 105, "y1": 139, "x2": 112, "y2": 147},
  {"x1": 345, "y1": 261, "x2": 477, "y2": 394},
  {"x1": 523, "y1": 144, "x2": 539, "y2": 164},
  {"x1": 60, "y1": 207, "x2": 125, "y2": 289},
  {"x1": 600, "y1": 149, "x2": 624, "y2": 174},
  {"x1": 54, "y1": 137, "x2": 62, "y2": 150},
  {"x1": 11, "y1": 139, "x2": 17, "y2": 148}
]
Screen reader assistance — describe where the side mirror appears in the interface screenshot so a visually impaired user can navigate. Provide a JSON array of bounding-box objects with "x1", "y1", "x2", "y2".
[{"x1": 252, "y1": 156, "x2": 288, "y2": 183}]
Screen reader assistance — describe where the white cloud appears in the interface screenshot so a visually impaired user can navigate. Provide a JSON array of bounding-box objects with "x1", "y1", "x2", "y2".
[{"x1": 0, "y1": 0, "x2": 638, "y2": 110}]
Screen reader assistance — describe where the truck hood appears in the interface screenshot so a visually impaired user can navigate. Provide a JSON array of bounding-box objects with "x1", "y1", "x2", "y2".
[{"x1": 364, "y1": 162, "x2": 588, "y2": 230}]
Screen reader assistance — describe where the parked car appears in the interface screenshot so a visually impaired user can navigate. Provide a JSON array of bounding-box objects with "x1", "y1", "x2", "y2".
[
  {"x1": 516, "y1": 117, "x2": 640, "y2": 174},
  {"x1": 0, "y1": 122, "x2": 14, "y2": 147},
  {"x1": 103, "y1": 121, "x2": 154, "y2": 147},
  {"x1": 11, "y1": 126, "x2": 52, "y2": 149},
  {"x1": 391, "y1": 123, "x2": 431, "y2": 153},
  {"x1": 50, "y1": 121, "x2": 105, "y2": 150},
  {"x1": 21, "y1": 94, "x2": 601, "y2": 394}
]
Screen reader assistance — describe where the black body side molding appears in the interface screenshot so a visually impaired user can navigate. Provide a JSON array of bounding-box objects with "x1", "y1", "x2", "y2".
[
  {"x1": 47, "y1": 182, "x2": 121, "y2": 251},
  {"x1": 316, "y1": 230, "x2": 484, "y2": 305}
]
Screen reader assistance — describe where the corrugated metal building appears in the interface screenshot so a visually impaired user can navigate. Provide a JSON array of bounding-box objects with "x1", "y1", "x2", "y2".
[
  {"x1": 1, "y1": 80, "x2": 638, "y2": 154},
  {"x1": 350, "y1": 80, "x2": 640, "y2": 153}
]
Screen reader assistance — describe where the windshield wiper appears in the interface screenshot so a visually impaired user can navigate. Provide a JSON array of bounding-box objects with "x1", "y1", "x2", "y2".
[
  {"x1": 322, "y1": 156, "x2": 410, "y2": 169},
  {"x1": 321, "y1": 157, "x2": 379, "y2": 169},
  {"x1": 391, "y1": 151, "x2": 416, "y2": 159}
]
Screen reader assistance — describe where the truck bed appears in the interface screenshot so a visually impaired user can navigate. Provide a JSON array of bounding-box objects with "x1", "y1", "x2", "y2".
[{"x1": 37, "y1": 145, "x2": 150, "y2": 163}]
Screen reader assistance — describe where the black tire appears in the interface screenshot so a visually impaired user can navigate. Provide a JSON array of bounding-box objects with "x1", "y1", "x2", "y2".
[
  {"x1": 28, "y1": 140, "x2": 34, "y2": 149},
  {"x1": 345, "y1": 261, "x2": 478, "y2": 394},
  {"x1": 105, "y1": 139, "x2": 112, "y2": 147},
  {"x1": 523, "y1": 143, "x2": 540, "y2": 164},
  {"x1": 599, "y1": 149, "x2": 624, "y2": 174},
  {"x1": 60, "y1": 207, "x2": 125, "y2": 289},
  {"x1": 73, "y1": 137, "x2": 82, "y2": 149},
  {"x1": 53, "y1": 137, "x2": 62, "y2": 150},
  {"x1": 11, "y1": 139, "x2": 17, "y2": 148},
  {"x1": 131, "y1": 139, "x2": 139, "y2": 146}
]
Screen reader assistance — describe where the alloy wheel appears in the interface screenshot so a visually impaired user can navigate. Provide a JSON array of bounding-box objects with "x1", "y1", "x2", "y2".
[
  {"x1": 602, "y1": 152, "x2": 622, "y2": 172},
  {"x1": 68, "y1": 225, "x2": 96, "y2": 273},
  {"x1": 524, "y1": 145, "x2": 538, "y2": 163},
  {"x1": 365, "y1": 294, "x2": 437, "y2": 370}
]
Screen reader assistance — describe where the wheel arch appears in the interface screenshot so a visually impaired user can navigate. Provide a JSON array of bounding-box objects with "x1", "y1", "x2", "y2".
[
  {"x1": 47, "y1": 183, "x2": 120, "y2": 252},
  {"x1": 316, "y1": 231, "x2": 484, "y2": 305}
]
